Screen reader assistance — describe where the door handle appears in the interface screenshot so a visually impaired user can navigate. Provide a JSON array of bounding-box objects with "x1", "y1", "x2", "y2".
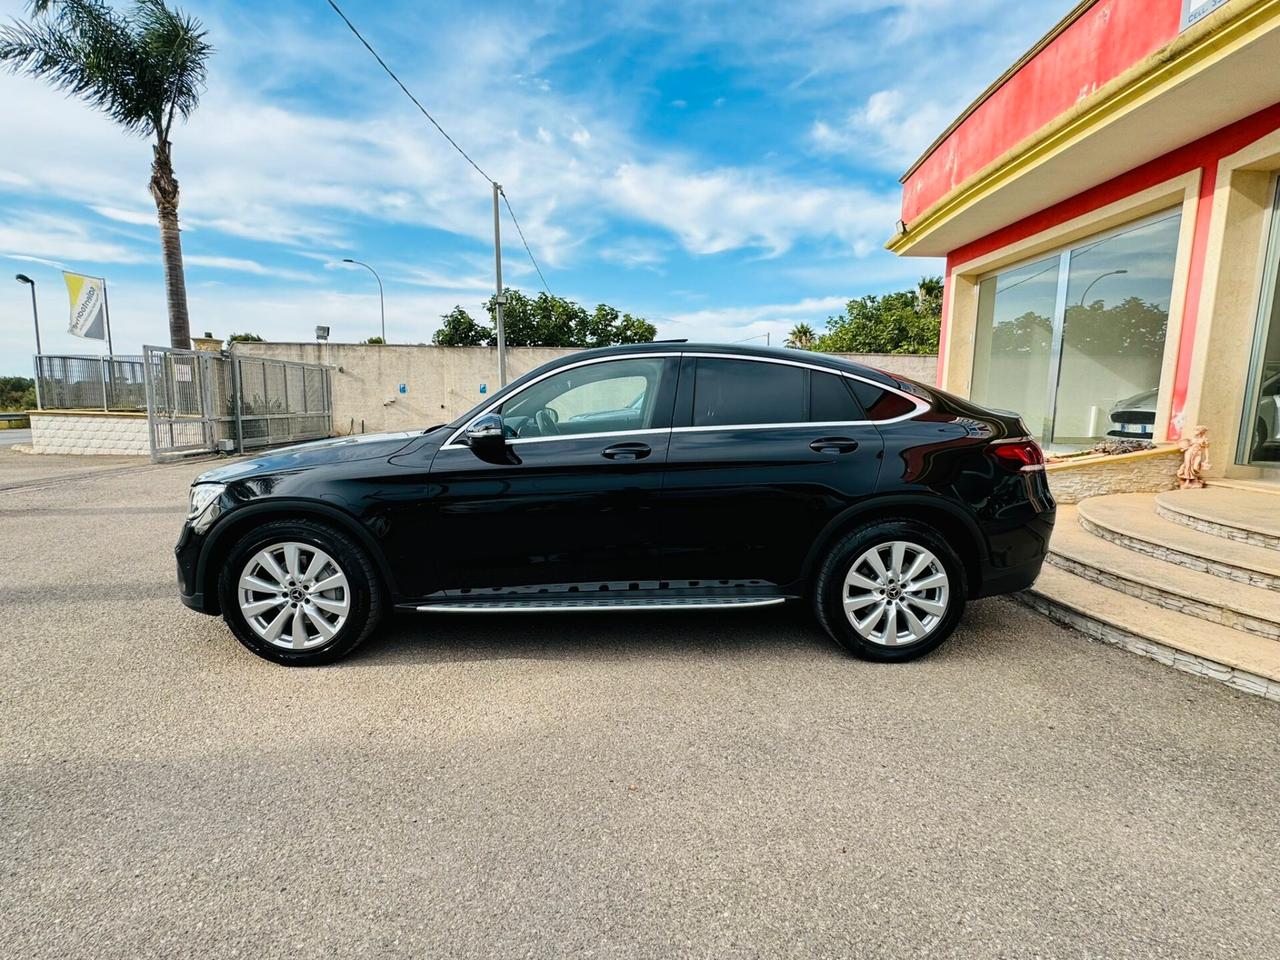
[
  {"x1": 809, "y1": 437, "x2": 859, "y2": 454},
  {"x1": 602, "y1": 442, "x2": 651, "y2": 461}
]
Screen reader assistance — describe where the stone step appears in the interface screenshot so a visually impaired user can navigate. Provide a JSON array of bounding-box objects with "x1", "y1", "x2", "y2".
[
  {"x1": 1156, "y1": 487, "x2": 1280, "y2": 550},
  {"x1": 1048, "y1": 505, "x2": 1280, "y2": 641},
  {"x1": 1021, "y1": 566, "x2": 1280, "y2": 699},
  {"x1": 1077, "y1": 493, "x2": 1280, "y2": 591},
  {"x1": 1207, "y1": 478, "x2": 1280, "y2": 496}
]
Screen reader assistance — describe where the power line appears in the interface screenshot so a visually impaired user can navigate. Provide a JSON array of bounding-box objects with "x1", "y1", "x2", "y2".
[
  {"x1": 324, "y1": 0, "x2": 552, "y2": 295},
  {"x1": 325, "y1": 0, "x2": 492, "y2": 183},
  {"x1": 501, "y1": 189, "x2": 550, "y2": 294}
]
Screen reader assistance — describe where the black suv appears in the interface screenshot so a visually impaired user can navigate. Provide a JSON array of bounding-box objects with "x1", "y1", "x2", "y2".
[{"x1": 177, "y1": 344, "x2": 1055, "y2": 665}]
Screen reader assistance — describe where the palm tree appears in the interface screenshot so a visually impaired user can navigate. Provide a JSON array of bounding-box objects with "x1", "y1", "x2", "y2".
[
  {"x1": 1, "y1": 0, "x2": 212, "y2": 349},
  {"x1": 785, "y1": 322, "x2": 816, "y2": 350}
]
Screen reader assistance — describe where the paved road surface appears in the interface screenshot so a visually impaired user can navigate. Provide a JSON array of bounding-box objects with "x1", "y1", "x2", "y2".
[
  {"x1": 2, "y1": 451, "x2": 1277, "y2": 959},
  {"x1": 0, "y1": 427, "x2": 31, "y2": 448}
]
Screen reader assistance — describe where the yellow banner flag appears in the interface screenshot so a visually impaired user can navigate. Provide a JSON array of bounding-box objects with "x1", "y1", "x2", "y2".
[{"x1": 64, "y1": 272, "x2": 107, "y2": 341}]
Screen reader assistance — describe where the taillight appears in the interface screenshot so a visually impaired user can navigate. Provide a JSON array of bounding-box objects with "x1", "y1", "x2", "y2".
[{"x1": 989, "y1": 438, "x2": 1045, "y2": 472}]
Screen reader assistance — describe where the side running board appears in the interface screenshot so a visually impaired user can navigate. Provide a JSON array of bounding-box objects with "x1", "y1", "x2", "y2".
[{"x1": 415, "y1": 596, "x2": 786, "y2": 613}]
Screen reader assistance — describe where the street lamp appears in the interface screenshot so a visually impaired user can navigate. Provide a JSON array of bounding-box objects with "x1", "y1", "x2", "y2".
[
  {"x1": 16, "y1": 273, "x2": 43, "y2": 408},
  {"x1": 15, "y1": 273, "x2": 41, "y2": 355},
  {"x1": 342, "y1": 258, "x2": 386, "y2": 343},
  {"x1": 1078, "y1": 269, "x2": 1128, "y2": 306}
]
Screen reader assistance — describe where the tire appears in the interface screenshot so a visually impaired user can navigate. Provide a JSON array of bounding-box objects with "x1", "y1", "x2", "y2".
[
  {"x1": 217, "y1": 518, "x2": 384, "y2": 666},
  {"x1": 813, "y1": 520, "x2": 967, "y2": 662}
]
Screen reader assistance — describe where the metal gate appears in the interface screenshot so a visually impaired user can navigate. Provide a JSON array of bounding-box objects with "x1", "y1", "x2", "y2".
[{"x1": 143, "y1": 345, "x2": 332, "y2": 462}]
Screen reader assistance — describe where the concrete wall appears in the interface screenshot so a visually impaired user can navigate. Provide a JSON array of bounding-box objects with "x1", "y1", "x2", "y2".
[
  {"x1": 834, "y1": 353, "x2": 937, "y2": 384},
  {"x1": 30, "y1": 411, "x2": 149, "y2": 456},
  {"x1": 230, "y1": 342, "x2": 940, "y2": 435}
]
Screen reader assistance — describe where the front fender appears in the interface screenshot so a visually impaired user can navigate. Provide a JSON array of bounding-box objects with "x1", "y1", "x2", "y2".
[{"x1": 196, "y1": 498, "x2": 400, "y2": 612}]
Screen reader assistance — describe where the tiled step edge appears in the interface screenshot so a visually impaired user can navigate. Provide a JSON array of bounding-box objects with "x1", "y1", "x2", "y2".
[
  {"x1": 1044, "y1": 551, "x2": 1280, "y2": 642},
  {"x1": 1018, "y1": 588, "x2": 1280, "y2": 702},
  {"x1": 1077, "y1": 514, "x2": 1280, "y2": 592},
  {"x1": 1154, "y1": 500, "x2": 1280, "y2": 551}
]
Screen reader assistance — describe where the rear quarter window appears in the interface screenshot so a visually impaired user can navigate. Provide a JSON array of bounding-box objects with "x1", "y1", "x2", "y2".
[{"x1": 847, "y1": 379, "x2": 918, "y2": 421}]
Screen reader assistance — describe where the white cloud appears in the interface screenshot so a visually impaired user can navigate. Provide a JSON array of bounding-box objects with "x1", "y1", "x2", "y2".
[
  {"x1": 654, "y1": 294, "x2": 849, "y2": 346},
  {"x1": 0, "y1": 212, "x2": 148, "y2": 266},
  {"x1": 91, "y1": 205, "x2": 159, "y2": 228},
  {"x1": 598, "y1": 238, "x2": 668, "y2": 270},
  {"x1": 610, "y1": 162, "x2": 898, "y2": 257},
  {"x1": 811, "y1": 89, "x2": 962, "y2": 169}
]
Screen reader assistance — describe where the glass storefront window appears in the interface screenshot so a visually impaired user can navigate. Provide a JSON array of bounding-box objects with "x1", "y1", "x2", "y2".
[
  {"x1": 972, "y1": 257, "x2": 1059, "y2": 438},
  {"x1": 1240, "y1": 181, "x2": 1280, "y2": 466},
  {"x1": 971, "y1": 210, "x2": 1182, "y2": 448},
  {"x1": 1053, "y1": 214, "x2": 1182, "y2": 445}
]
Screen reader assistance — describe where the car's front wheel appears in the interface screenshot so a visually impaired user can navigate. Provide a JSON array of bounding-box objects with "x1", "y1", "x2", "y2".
[
  {"x1": 814, "y1": 520, "x2": 966, "y2": 662},
  {"x1": 217, "y1": 519, "x2": 383, "y2": 665}
]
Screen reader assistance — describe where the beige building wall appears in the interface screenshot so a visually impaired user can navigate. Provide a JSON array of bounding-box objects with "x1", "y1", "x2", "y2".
[{"x1": 230, "y1": 343, "x2": 939, "y2": 435}]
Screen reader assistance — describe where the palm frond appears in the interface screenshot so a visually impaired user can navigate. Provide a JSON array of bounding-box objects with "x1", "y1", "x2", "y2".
[
  {"x1": 0, "y1": 0, "x2": 210, "y2": 140},
  {"x1": 134, "y1": 0, "x2": 211, "y2": 139},
  {"x1": 1, "y1": 0, "x2": 150, "y2": 133}
]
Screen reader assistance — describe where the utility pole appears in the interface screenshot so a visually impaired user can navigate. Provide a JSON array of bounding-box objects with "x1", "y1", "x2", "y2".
[{"x1": 492, "y1": 181, "x2": 507, "y2": 387}]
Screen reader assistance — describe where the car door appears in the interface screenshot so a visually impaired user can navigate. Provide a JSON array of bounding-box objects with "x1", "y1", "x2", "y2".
[
  {"x1": 657, "y1": 355, "x2": 886, "y2": 587},
  {"x1": 423, "y1": 355, "x2": 678, "y2": 594}
]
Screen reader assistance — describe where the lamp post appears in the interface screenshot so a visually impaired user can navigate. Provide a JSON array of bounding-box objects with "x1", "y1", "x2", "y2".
[
  {"x1": 342, "y1": 258, "x2": 386, "y2": 343},
  {"x1": 15, "y1": 273, "x2": 41, "y2": 355},
  {"x1": 1078, "y1": 269, "x2": 1128, "y2": 306},
  {"x1": 15, "y1": 273, "x2": 42, "y2": 408}
]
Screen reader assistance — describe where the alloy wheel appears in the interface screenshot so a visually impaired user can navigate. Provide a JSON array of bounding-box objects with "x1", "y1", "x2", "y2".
[
  {"x1": 238, "y1": 541, "x2": 350, "y2": 650},
  {"x1": 842, "y1": 540, "x2": 950, "y2": 646}
]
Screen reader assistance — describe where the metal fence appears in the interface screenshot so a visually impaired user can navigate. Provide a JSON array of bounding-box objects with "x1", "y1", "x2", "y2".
[
  {"x1": 34, "y1": 354, "x2": 148, "y2": 411},
  {"x1": 142, "y1": 345, "x2": 332, "y2": 462}
]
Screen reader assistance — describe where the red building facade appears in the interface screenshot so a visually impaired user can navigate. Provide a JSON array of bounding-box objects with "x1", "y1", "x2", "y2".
[{"x1": 892, "y1": 0, "x2": 1280, "y2": 480}]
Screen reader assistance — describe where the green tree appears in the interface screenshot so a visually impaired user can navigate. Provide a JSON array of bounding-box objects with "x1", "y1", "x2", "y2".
[
  {"x1": 785, "y1": 323, "x2": 816, "y2": 350},
  {"x1": 362, "y1": 336, "x2": 385, "y2": 345},
  {"x1": 226, "y1": 332, "x2": 263, "y2": 347},
  {"x1": 0, "y1": 0, "x2": 212, "y2": 349},
  {"x1": 0, "y1": 376, "x2": 37, "y2": 410},
  {"x1": 433, "y1": 307, "x2": 490, "y2": 347},
  {"x1": 816, "y1": 276, "x2": 943, "y2": 355},
  {"x1": 614, "y1": 312, "x2": 657, "y2": 344},
  {"x1": 433, "y1": 290, "x2": 657, "y2": 348}
]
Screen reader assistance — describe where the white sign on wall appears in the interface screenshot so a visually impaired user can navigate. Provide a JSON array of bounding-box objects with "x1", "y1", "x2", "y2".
[{"x1": 1181, "y1": 0, "x2": 1228, "y2": 30}]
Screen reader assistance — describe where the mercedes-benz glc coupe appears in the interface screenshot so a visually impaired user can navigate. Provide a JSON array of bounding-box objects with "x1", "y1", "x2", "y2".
[{"x1": 176, "y1": 343, "x2": 1055, "y2": 665}]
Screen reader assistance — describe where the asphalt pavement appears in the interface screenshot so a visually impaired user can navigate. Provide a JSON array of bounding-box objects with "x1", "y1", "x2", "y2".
[{"x1": 2, "y1": 447, "x2": 1277, "y2": 959}]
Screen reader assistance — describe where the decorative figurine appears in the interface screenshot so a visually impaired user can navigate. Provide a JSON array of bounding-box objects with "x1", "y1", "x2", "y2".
[{"x1": 1177, "y1": 425, "x2": 1211, "y2": 489}]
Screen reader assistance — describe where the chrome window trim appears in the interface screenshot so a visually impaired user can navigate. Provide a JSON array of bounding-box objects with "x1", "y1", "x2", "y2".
[{"x1": 442, "y1": 350, "x2": 930, "y2": 450}]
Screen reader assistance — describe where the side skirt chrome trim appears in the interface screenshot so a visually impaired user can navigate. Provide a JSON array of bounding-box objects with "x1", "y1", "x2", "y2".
[{"x1": 414, "y1": 597, "x2": 787, "y2": 613}]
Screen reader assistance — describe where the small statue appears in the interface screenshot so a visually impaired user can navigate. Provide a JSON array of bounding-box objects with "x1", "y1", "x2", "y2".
[{"x1": 1177, "y1": 425, "x2": 1211, "y2": 489}]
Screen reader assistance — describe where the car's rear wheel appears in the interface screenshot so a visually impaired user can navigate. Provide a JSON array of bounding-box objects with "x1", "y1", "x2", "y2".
[
  {"x1": 217, "y1": 519, "x2": 383, "y2": 666},
  {"x1": 814, "y1": 520, "x2": 966, "y2": 662}
]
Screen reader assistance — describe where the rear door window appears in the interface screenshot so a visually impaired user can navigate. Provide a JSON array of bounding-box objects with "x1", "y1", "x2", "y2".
[
  {"x1": 692, "y1": 359, "x2": 804, "y2": 427},
  {"x1": 810, "y1": 371, "x2": 866, "y2": 422}
]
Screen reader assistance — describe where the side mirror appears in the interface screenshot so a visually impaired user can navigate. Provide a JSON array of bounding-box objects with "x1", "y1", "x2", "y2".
[{"x1": 463, "y1": 412, "x2": 510, "y2": 462}]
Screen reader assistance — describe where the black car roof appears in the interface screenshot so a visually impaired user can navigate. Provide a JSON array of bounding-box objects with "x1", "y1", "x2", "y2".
[{"x1": 545, "y1": 342, "x2": 904, "y2": 388}]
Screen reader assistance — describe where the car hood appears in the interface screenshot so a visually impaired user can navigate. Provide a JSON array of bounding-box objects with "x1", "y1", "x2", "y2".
[
  {"x1": 1110, "y1": 388, "x2": 1158, "y2": 414},
  {"x1": 195, "y1": 430, "x2": 423, "y2": 484}
]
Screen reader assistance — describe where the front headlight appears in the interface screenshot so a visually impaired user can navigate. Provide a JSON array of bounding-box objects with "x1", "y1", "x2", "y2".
[{"x1": 188, "y1": 483, "x2": 225, "y2": 532}]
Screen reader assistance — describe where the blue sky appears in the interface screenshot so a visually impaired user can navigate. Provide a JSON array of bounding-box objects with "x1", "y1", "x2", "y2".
[{"x1": 1, "y1": 0, "x2": 1065, "y2": 373}]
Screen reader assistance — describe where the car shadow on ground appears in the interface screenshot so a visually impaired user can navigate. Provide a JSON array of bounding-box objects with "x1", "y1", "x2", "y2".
[{"x1": 340, "y1": 601, "x2": 997, "y2": 669}]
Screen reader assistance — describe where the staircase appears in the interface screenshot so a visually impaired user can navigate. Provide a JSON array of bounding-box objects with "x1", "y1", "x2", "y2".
[{"x1": 1021, "y1": 482, "x2": 1280, "y2": 701}]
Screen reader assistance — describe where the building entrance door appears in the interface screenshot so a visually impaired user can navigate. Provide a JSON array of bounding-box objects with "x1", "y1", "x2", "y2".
[{"x1": 1240, "y1": 180, "x2": 1280, "y2": 469}]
